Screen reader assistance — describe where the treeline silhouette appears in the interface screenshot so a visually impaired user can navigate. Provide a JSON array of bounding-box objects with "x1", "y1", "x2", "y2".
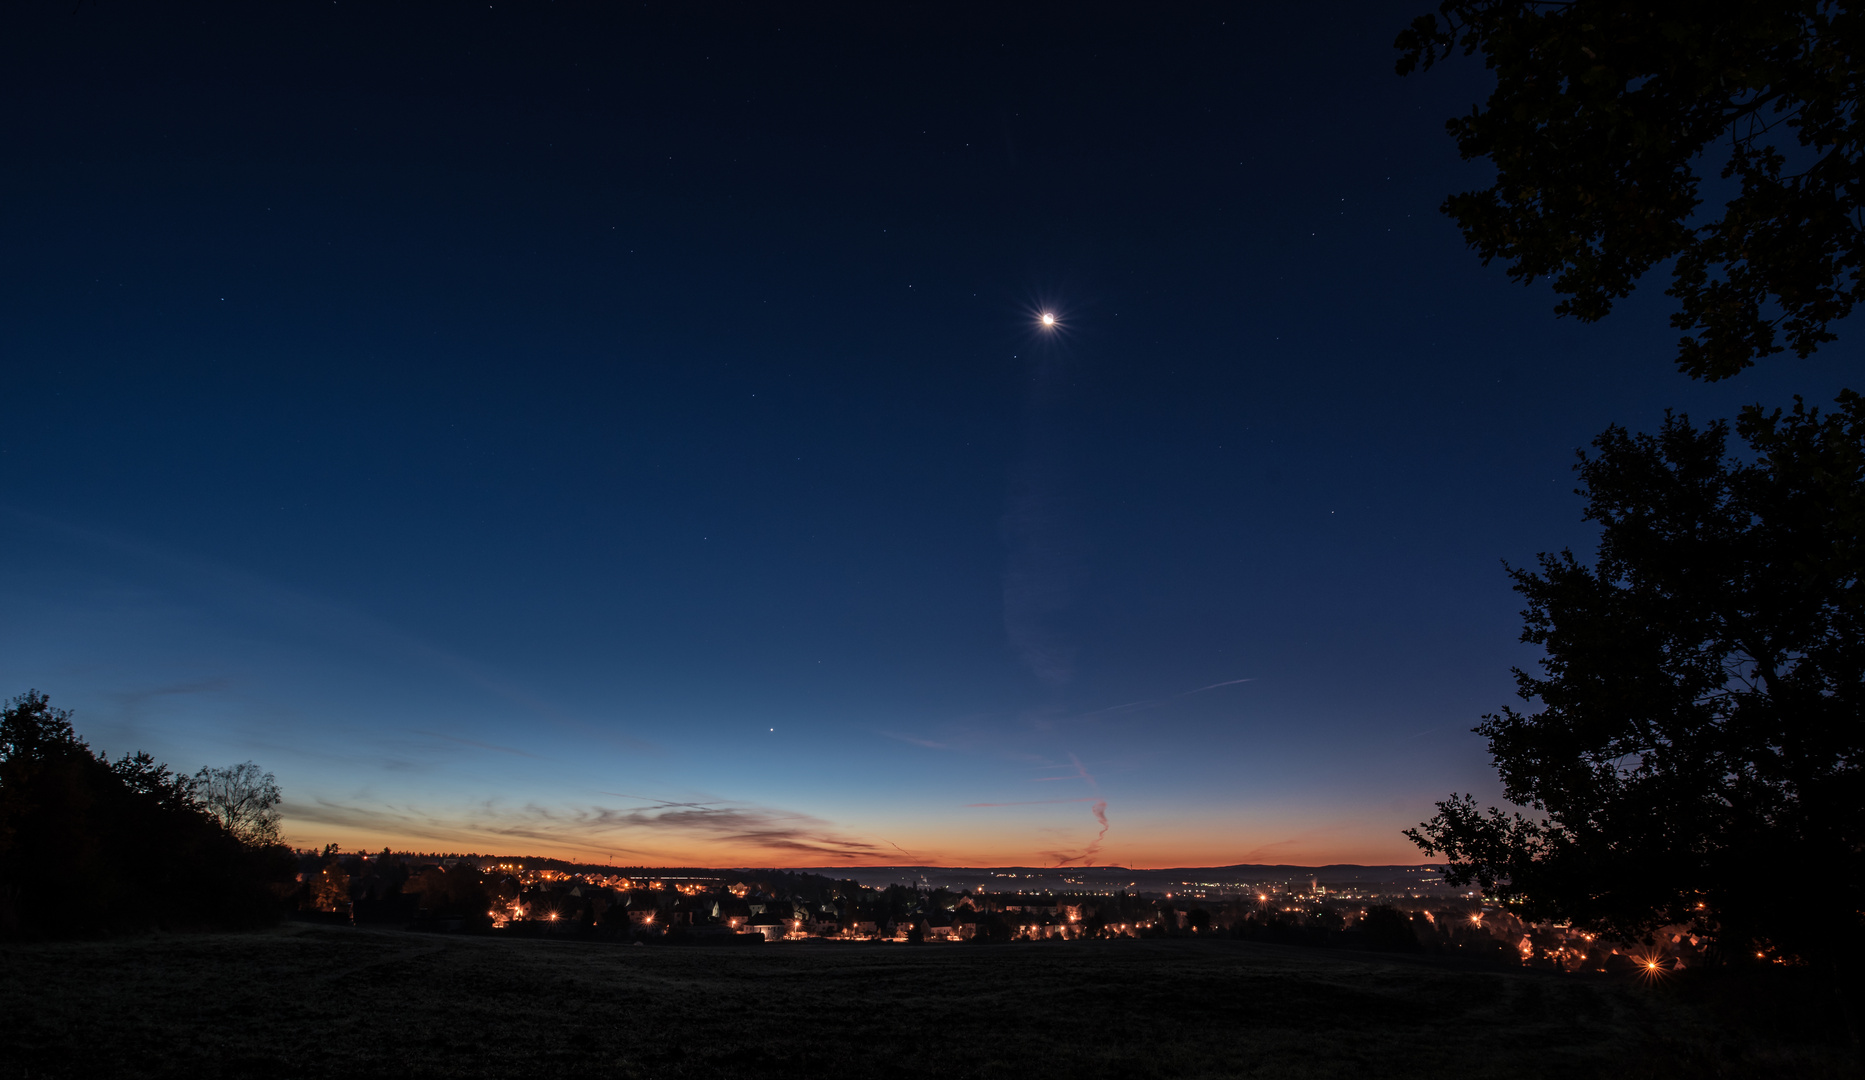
[{"x1": 0, "y1": 690, "x2": 295, "y2": 938}]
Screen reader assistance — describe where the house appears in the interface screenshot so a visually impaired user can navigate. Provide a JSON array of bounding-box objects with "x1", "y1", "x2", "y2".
[{"x1": 746, "y1": 913, "x2": 787, "y2": 941}]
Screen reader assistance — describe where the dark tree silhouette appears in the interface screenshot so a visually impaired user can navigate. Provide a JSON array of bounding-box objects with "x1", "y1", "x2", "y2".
[
  {"x1": 1408, "y1": 395, "x2": 1865, "y2": 970},
  {"x1": 310, "y1": 861, "x2": 353, "y2": 915},
  {"x1": 0, "y1": 690, "x2": 294, "y2": 937},
  {"x1": 1358, "y1": 906, "x2": 1421, "y2": 952},
  {"x1": 1398, "y1": 2, "x2": 1865, "y2": 379},
  {"x1": 194, "y1": 761, "x2": 282, "y2": 845},
  {"x1": 401, "y1": 863, "x2": 506, "y2": 930}
]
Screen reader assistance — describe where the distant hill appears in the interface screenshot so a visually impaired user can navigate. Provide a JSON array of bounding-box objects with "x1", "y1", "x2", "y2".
[
  {"x1": 435, "y1": 856, "x2": 1465, "y2": 898},
  {"x1": 776, "y1": 864, "x2": 1460, "y2": 896}
]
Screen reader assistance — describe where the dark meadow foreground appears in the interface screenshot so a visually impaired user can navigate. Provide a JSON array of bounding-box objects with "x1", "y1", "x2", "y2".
[{"x1": 1, "y1": 926, "x2": 1855, "y2": 1079}]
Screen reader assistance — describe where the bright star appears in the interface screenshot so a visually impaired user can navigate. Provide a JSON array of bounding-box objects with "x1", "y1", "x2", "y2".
[{"x1": 1040, "y1": 312, "x2": 1056, "y2": 327}]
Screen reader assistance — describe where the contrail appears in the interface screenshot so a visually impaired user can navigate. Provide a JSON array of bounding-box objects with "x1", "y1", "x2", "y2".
[
  {"x1": 1030, "y1": 753, "x2": 1100, "y2": 786},
  {"x1": 1044, "y1": 799, "x2": 1110, "y2": 867},
  {"x1": 1075, "y1": 677, "x2": 1258, "y2": 719},
  {"x1": 1185, "y1": 677, "x2": 1258, "y2": 694}
]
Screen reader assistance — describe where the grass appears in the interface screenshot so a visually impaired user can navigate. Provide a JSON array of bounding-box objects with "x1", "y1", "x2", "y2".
[{"x1": 1, "y1": 925, "x2": 1853, "y2": 1079}]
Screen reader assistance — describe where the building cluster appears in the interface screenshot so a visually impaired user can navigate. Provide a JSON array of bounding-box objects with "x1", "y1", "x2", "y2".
[
  {"x1": 290, "y1": 849, "x2": 1723, "y2": 971},
  {"x1": 296, "y1": 849, "x2": 1264, "y2": 944}
]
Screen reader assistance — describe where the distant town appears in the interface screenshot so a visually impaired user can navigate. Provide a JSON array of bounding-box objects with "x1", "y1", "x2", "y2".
[{"x1": 294, "y1": 848, "x2": 1712, "y2": 974}]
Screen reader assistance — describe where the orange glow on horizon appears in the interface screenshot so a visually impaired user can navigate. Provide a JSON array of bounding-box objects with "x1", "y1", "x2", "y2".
[{"x1": 278, "y1": 816, "x2": 1443, "y2": 869}]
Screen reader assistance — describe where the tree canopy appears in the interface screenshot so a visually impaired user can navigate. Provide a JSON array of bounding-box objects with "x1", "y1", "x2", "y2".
[
  {"x1": 1398, "y1": 1, "x2": 1864, "y2": 379},
  {"x1": 195, "y1": 761, "x2": 283, "y2": 846},
  {"x1": 1408, "y1": 393, "x2": 1865, "y2": 967},
  {"x1": 0, "y1": 690, "x2": 294, "y2": 938}
]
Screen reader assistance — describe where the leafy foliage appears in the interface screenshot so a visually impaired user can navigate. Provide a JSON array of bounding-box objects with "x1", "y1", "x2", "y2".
[
  {"x1": 310, "y1": 861, "x2": 353, "y2": 914},
  {"x1": 1408, "y1": 394, "x2": 1865, "y2": 965},
  {"x1": 1358, "y1": 905, "x2": 1424, "y2": 951},
  {"x1": 403, "y1": 863, "x2": 496, "y2": 927},
  {"x1": 1398, "y1": 1, "x2": 1864, "y2": 379},
  {"x1": 0, "y1": 690, "x2": 295, "y2": 937}
]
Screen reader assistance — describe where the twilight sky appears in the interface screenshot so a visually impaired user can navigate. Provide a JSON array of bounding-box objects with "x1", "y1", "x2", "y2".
[{"x1": 2, "y1": 2, "x2": 1853, "y2": 868}]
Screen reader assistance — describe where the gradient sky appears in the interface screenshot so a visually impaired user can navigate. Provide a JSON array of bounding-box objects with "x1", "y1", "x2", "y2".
[{"x1": 2, "y1": 2, "x2": 1854, "y2": 868}]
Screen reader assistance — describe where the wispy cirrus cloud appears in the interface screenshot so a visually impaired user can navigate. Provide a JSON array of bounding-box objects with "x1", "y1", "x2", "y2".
[
  {"x1": 110, "y1": 677, "x2": 233, "y2": 707},
  {"x1": 1001, "y1": 394, "x2": 1079, "y2": 686},
  {"x1": 7, "y1": 508, "x2": 660, "y2": 756},
  {"x1": 1041, "y1": 799, "x2": 1109, "y2": 867},
  {"x1": 284, "y1": 792, "x2": 887, "y2": 862},
  {"x1": 1030, "y1": 753, "x2": 1099, "y2": 787},
  {"x1": 1072, "y1": 677, "x2": 1258, "y2": 720},
  {"x1": 881, "y1": 731, "x2": 950, "y2": 749},
  {"x1": 412, "y1": 730, "x2": 539, "y2": 758},
  {"x1": 887, "y1": 678, "x2": 1258, "y2": 758},
  {"x1": 108, "y1": 678, "x2": 234, "y2": 728},
  {"x1": 1235, "y1": 825, "x2": 1351, "y2": 865}
]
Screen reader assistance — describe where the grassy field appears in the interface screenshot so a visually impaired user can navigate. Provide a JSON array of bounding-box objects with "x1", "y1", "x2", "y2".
[{"x1": 1, "y1": 925, "x2": 1853, "y2": 1079}]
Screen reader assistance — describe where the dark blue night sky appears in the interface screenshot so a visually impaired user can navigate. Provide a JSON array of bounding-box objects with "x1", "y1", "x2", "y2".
[{"x1": 2, "y1": 2, "x2": 1852, "y2": 866}]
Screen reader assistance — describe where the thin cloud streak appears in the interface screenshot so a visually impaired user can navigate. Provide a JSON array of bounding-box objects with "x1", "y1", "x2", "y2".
[
  {"x1": 1001, "y1": 348, "x2": 1080, "y2": 686},
  {"x1": 1236, "y1": 825, "x2": 1352, "y2": 865},
  {"x1": 1042, "y1": 799, "x2": 1110, "y2": 866},
  {"x1": 1076, "y1": 677, "x2": 1259, "y2": 719},
  {"x1": 413, "y1": 730, "x2": 540, "y2": 758},
  {"x1": 285, "y1": 792, "x2": 887, "y2": 862},
  {"x1": 881, "y1": 731, "x2": 950, "y2": 749},
  {"x1": 7, "y1": 508, "x2": 661, "y2": 755},
  {"x1": 110, "y1": 677, "x2": 233, "y2": 707},
  {"x1": 1030, "y1": 753, "x2": 1099, "y2": 786},
  {"x1": 107, "y1": 677, "x2": 235, "y2": 730}
]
